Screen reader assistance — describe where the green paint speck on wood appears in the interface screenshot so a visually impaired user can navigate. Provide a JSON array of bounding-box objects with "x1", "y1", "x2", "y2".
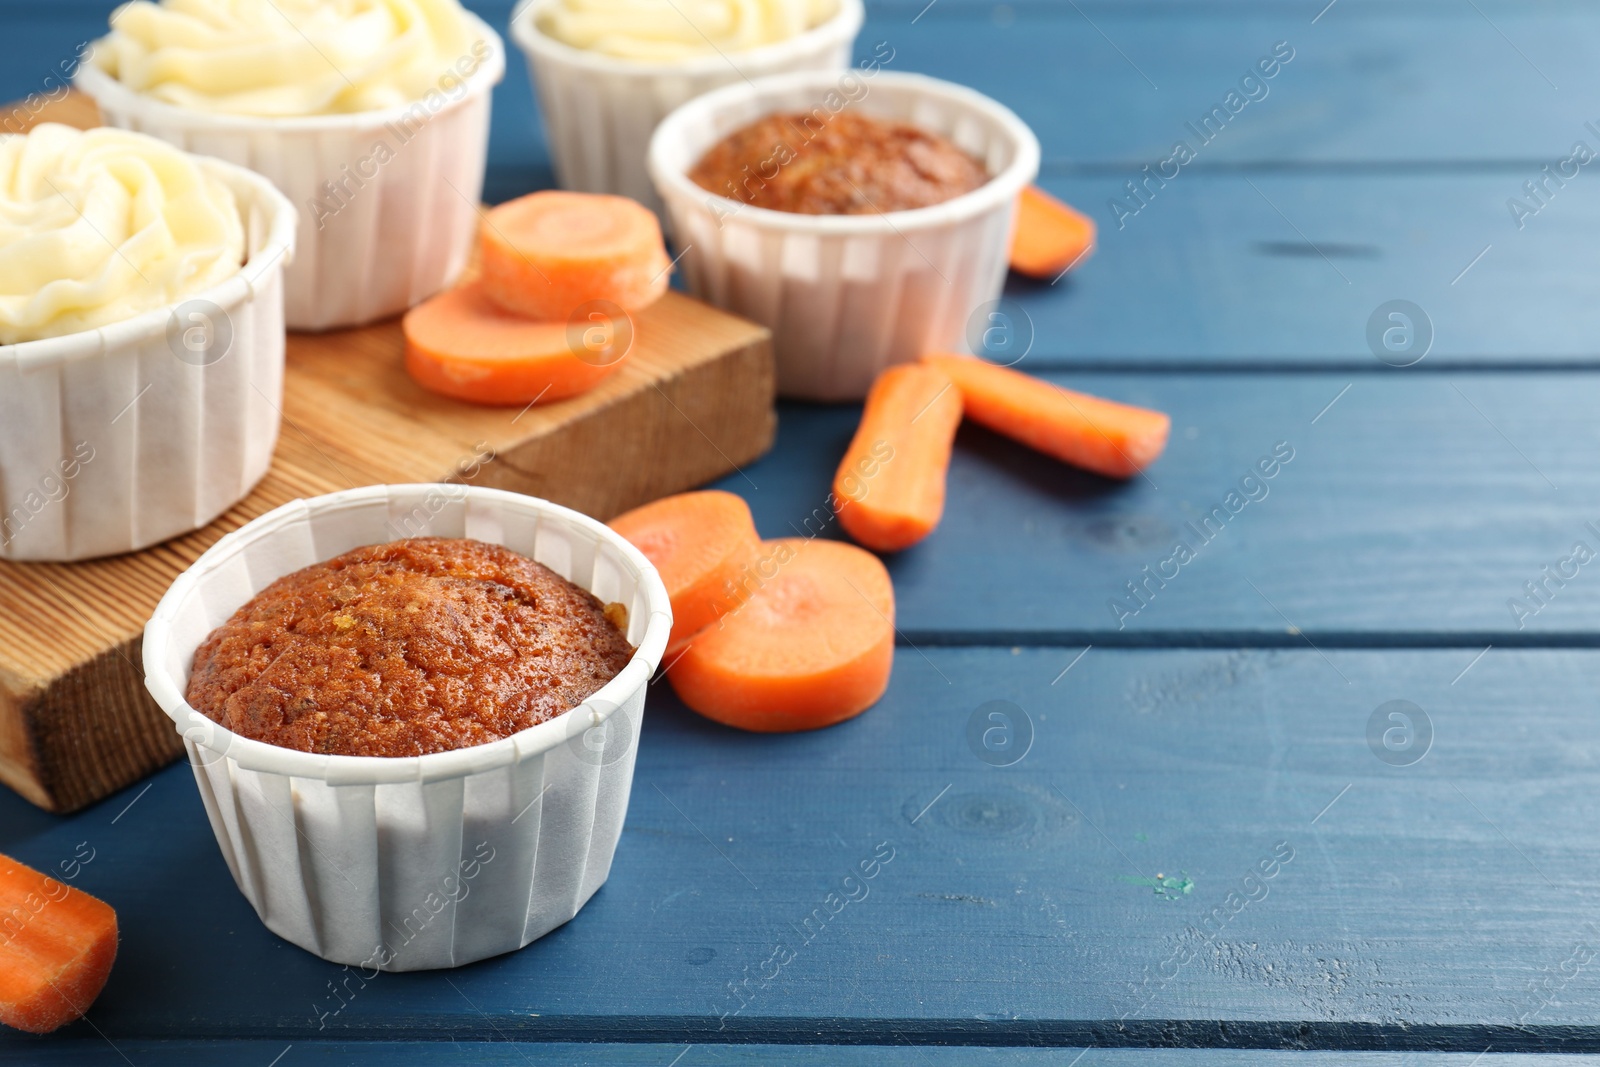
[{"x1": 1120, "y1": 871, "x2": 1194, "y2": 901}]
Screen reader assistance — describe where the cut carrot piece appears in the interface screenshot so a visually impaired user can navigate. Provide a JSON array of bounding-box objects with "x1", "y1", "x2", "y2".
[
  {"x1": 1010, "y1": 185, "x2": 1096, "y2": 279},
  {"x1": 668, "y1": 538, "x2": 894, "y2": 733},
  {"x1": 0, "y1": 853, "x2": 117, "y2": 1034},
  {"x1": 480, "y1": 191, "x2": 672, "y2": 321},
  {"x1": 925, "y1": 353, "x2": 1169, "y2": 479},
  {"x1": 834, "y1": 363, "x2": 963, "y2": 553},
  {"x1": 404, "y1": 281, "x2": 631, "y2": 406},
  {"x1": 609, "y1": 490, "x2": 761, "y2": 650}
]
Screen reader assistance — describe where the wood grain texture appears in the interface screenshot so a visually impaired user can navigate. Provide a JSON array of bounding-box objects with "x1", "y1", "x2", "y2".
[
  {"x1": 0, "y1": 95, "x2": 775, "y2": 814},
  {"x1": 3, "y1": 648, "x2": 1599, "y2": 1052},
  {"x1": 12, "y1": 1044, "x2": 1600, "y2": 1066},
  {"x1": 0, "y1": 297, "x2": 773, "y2": 813}
]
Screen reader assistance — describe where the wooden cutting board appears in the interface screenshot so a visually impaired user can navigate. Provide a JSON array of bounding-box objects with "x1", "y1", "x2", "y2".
[{"x1": 0, "y1": 94, "x2": 776, "y2": 813}]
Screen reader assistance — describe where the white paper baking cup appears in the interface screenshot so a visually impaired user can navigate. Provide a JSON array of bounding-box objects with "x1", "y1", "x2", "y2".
[
  {"x1": 511, "y1": 0, "x2": 863, "y2": 213},
  {"x1": 0, "y1": 159, "x2": 295, "y2": 563},
  {"x1": 142, "y1": 485, "x2": 672, "y2": 971},
  {"x1": 76, "y1": 14, "x2": 505, "y2": 332},
  {"x1": 648, "y1": 71, "x2": 1041, "y2": 401}
]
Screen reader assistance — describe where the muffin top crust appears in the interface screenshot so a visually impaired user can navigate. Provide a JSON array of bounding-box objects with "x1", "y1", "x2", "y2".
[
  {"x1": 185, "y1": 537, "x2": 634, "y2": 757},
  {"x1": 688, "y1": 110, "x2": 990, "y2": 215}
]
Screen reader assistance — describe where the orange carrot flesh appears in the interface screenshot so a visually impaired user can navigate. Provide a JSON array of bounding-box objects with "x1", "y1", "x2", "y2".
[
  {"x1": 609, "y1": 490, "x2": 761, "y2": 650},
  {"x1": 667, "y1": 538, "x2": 894, "y2": 733},
  {"x1": 834, "y1": 363, "x2": 963, "y2": 553},
  {"x1": 404, "y1": 281, "x2": 631, "y2": 406},
  {"x1": 1010, "y1": 185, "x2": 1096, "y2": 279},
  {"x1": 0, "y1": 853, "x2": 117, "y2": 1034},
  {"x1": 925, "y1": 353, "x2": 1170, "y2": 479},
  {"x1": 481, "y1": 191, "x2": 672, "y2": 321}
]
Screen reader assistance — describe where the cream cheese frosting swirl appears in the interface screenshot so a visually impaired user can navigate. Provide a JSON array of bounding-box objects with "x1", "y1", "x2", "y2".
[
  {"x1": 93, "y1": 0, "x2": 481, "y2": 117},
  {"x1": 0, "y1": 124, "x2": 244, "y2": 345},
  {"x1": 537, "y1": 0, "x2": 837, "y2": 61}
]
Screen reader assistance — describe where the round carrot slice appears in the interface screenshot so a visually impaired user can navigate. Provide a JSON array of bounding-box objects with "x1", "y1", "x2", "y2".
[
  {"x1": 0, "y1": 851, "x2": 118, "y2": 1034},
  {"x1": 403, "y1": 281, "x2": 631, "y2": 406},
  {"x1": 480, "y1": 191, "x2": 672, "y2": 321},
  {"x1": 609, "y1": 490, "x2": 762, "y2": 651},
  {"x1": 667, "y1": 538, "x2": 895, "y2": 733}
]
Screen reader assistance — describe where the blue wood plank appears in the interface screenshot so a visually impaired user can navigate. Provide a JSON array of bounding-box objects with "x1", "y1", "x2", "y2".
[
  {"x1": 723, "y1": 372, "x2": 1600, "y2": 641},
  {"x1": 6, "y1": 648, "x2": 1600, "y2": 1051},
  {"x1": 9, "y1": 1044, "x2": 1600, "y2": 1067},
  {"x1": 1004, "y1": 173, "x2": 1600, "y2": 365},
  {"x1": 878, "y1": 0, "x2": 1600, "y2": 169}
]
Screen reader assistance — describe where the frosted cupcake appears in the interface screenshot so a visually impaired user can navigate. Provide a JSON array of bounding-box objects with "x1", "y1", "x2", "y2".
[
  {"x1": 0, "y1": 125, "x2": 244, "y2": 344},
  {"x1": 0, "y1": 123, "x2": 295, "y2": 561},
  {"x1": 76, "y1": 0, "x2": 505, "y2": 331},
  {"x1": 511, "y1": 0, "x2": 863, "y2": 211}
]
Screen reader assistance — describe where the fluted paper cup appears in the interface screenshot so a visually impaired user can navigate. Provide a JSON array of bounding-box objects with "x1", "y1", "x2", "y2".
[
  {"x1": 0, "y1": 159, "x2": 295, "y2": 562},
  {"x1": 511, "y1": 0, "x2": 863, "y2": 213},
  {"x1": 649, "y1": 71, "x2": 1041, "y2": 400},
  {"x1": 142, "y1": 485, "x2": 672, "y2": 971},
  {"x1": 76, "y1": 14, "x2": 505, "y2": 332}
]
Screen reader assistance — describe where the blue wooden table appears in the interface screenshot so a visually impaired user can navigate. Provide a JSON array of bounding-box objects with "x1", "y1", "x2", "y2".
[{"x1": 8, "y1": 1, "x2": 1600, "y2": 1063}]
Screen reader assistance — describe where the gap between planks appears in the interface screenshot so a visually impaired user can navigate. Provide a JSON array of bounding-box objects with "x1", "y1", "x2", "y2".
[{"x1": 893, "y1": 631, "x2": 1600, "y2": 649}]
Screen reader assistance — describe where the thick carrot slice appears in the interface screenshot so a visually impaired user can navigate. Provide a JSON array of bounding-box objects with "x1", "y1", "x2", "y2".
[
  {"x1": 481, "y1": 191, "x2": 672, "y2": 321},
  {"x1": 1010, "y1": 185, "x2": 1096, "y2": 279},
  {"x1": 609, "y1": 490, "x2": 761, "y2": 650},
  {"x1": 925, "y1": 353, "x2": 1170, "y2": 478},
  {"x1": 0, "y1": 853, "x2": 117, "y2": 1034},
  {"x1": 668, "y1": 538, "x2": 894, "y2": 732},
  {"x1": 834, "y1": 363, "x2": 963, "y2": 553},
  {"x1": 404, "y1": 281, "x2": 631, "y2": 406}
]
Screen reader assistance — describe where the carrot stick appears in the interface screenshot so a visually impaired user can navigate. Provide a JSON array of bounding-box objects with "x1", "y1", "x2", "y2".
[
  {"x1": 404, "y1": 281, "x2": 631, "y2": 406},
  {"x1": 1010, "y1": 185, "x2": 1096, "y2": 279},
  {"x1": 609, "y1": 490, "x2": 761, "y2": 650},
  {"x1": 834, "y1": 363, "x2": 963, "y2": 553},
  {"x1": 924, "y1": 353, "x2": 1169, "y2": 478},
  {"x1": 0, "y1": 853, "x2": 117, "y2": 1034},
  {"x1": 667, "y1": 538, "x2": 894, "y2": 732},
  {"x1": 481, "y1": 191, "x2": 672, "y2": 321}
]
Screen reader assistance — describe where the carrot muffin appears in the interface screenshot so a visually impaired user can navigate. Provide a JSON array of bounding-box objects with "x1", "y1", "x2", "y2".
[
  {"x1": 186, "y1": 537, "x2": 633, "y2": 757},
  {"x1": 688, "y1": 110, "x2": 989, "y2": 215}
]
